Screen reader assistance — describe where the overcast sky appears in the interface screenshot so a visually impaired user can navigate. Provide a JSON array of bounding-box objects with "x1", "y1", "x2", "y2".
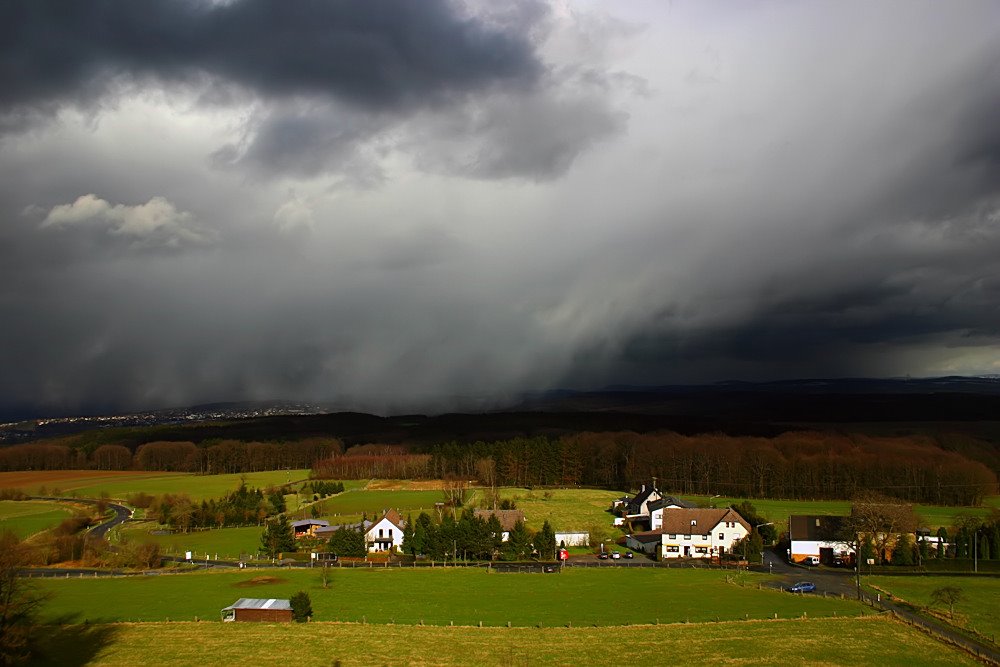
[{"x1": 2, "y1": 0, "x2": 999, "y2": 416}]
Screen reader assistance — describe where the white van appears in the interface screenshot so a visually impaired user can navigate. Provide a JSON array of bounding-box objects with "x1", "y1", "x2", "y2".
[{"x1": 804, "y1": 556, "x2": 821, "y2": 566}]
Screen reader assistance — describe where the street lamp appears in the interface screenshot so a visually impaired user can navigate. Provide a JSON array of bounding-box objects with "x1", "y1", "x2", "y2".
[{"x1": 754, "y1": 522, "x2": 774, "y2": 566}]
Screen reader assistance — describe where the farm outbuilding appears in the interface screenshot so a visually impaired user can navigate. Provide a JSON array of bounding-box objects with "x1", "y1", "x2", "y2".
[{"x1": 221, "y1": 598, "x2": 293, "y2": 623}]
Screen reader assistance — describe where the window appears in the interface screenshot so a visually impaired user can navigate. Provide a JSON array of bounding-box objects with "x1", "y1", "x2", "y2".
[
  {"x1": 719, "y1": 532, "x2": 725, "y2": 540},
  {"x1": 695, "y1": 546, "x2": 708, "y2": 554},
  {"x1": 668, "y1": 534, "x2": 676, "y2": 539},
  {"x1": 389, "y1": 529, "x2": 393, "y2": 537},
  {"x1": 703, "y1": 534, "x2": 709, "y2": 540},
  {"x1": 379, "y1": 528, "x2": 384, "y2": 538},
  {"x1": 683, "y1": 534, "x2": 691, "y2": 540},
  {"x1": 666, "y1": 545, "x2": 679, "y2": 553}
]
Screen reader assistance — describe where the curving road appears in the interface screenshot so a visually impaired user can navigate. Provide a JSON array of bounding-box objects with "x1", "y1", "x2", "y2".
[{"x1": 29, "y1": 496, "x2": 133, "y2": 538}]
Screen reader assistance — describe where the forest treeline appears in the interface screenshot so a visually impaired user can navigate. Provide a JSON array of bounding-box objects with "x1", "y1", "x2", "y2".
[
  {"x1": 3, "y1": 428, "x2": 996, "y2": 506},
  {"x1": 307, "y1": 431, "x2": 996, "y2": 506},
  {"x1": 0, "y1": 437, "x2": 341, "y2": 473},
  {"x1": 424, "y1": 431, "x2": 997, "y2": 505}
]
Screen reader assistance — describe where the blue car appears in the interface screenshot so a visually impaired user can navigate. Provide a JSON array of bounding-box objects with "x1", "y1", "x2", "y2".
[{"x1": 789, "y1": 581, "x2": 816, "y2": 593}]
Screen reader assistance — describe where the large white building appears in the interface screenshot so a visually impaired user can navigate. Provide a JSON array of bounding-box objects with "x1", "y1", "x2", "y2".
[{"x1": 627, "y1": 508, "x2": 751, "y2": 559}]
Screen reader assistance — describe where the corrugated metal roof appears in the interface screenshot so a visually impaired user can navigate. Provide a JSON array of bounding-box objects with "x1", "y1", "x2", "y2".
[
  {"x1": 292, "y1": 519, "x2": 330, "y2": 528},
  {"x1": 223, "y1": 598, "x2": 292, "y2": 611}
]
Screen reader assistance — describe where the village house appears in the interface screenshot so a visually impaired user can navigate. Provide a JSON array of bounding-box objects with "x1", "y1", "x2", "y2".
[
  {"x1": 365, "y1": 509, "x2": 405, "y2": 552},
  {"x1": 314, "y1": 519, "x2": 373, "y2": 540},
  {"x1": 788, "y1": 515, "x2": 854, "y2": 565},
  {"x1": 648, "y1": 496, "x2": 699, "y2": 530},
  {"x1": 473, "y1": 509, "x2": 526, "y2": 541},
  {"x1": 626, "y1": 508, "x2": 751, "y2": 560},
  {"x1": 613, "y1": 482, "x2": 663, "y2": 527},
  {"x1": 291, "y1": 519, "x2": 329, "y2": 539},
  {"x1": 221, "y1": 598, "x2": 292, "y2": 623}
]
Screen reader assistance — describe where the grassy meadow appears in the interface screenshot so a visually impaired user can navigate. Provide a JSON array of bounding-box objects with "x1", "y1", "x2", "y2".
[
  {"x1": 495, "y1": 487, "x2": 621, "y2": 532},
  {"x1": 118, "y1": 524, "x2": 265, "y2": 560},
  {"x1": 868, "y1": 575, "x2": 1000, "y2": 641},
  {"x1": 35, "y1": 616, "x2": 975, "y2": 667},
  {"x1": 36, "y1": 567, "x2": 863, "y2": 626},
  {"x1": 0, "y1": 470, "x2": 311, "y2": 501},
  {"x1": 313, "y1": 488, "x2": 445, "y2": 518},
  {"x1": 0, "y1": 500, "x2": 75, "y2": 538}
]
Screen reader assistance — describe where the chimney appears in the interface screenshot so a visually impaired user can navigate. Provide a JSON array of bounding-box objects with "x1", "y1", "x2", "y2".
[{"x1": 652, "y1": 476, "x2": 657, "y2": 490}]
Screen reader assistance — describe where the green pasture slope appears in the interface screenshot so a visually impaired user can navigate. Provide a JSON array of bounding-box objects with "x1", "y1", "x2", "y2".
[
  {"x1": 0, "y1": 500, "x2": 74, "y2": 538},
  {"x1": 868, "y1": 575, "x2": 1000, "y2": 641},
  {"x1": 69, "y1": 470, "x2": 311, "y2": 502},
  {"x1": 118, "y1": 524, "x2": 264, "y2": 560},
  {"x1": 313, "y1": 488, "x2": 444, "y2": 518},
  {"x1": 37, "y1": 617, "x2": 974, "y2": 667},
  {"x1": 38, "y1": 567, "x2": 863, "y2": 626},
  {"x1": 495, "y1": 487, "x2": 621, "y2": 532}
]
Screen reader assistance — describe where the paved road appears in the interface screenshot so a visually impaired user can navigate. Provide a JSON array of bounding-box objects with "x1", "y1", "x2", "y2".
[
  {"x1": 760, "y1": 548, "x2": 999, "y2": 664},
  {"x1": 28, "y1": 496, "x2": 133, "y2": 538}
]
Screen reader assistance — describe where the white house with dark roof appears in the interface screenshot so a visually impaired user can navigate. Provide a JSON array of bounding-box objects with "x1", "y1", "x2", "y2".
[
  {"x1": 627, "y1": 508, "x2": 751, "y2": 559},
  {"x1": 365, "y1": 509, "x2": 405, "y2": 552},
  {"x1": 648, "y1": 496, "x2": 699, "y2": 530}
]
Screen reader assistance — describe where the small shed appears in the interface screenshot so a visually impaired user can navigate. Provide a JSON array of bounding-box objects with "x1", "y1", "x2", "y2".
[{"x1": 221, "y1": 598, "x2": 293, "y2": 623}]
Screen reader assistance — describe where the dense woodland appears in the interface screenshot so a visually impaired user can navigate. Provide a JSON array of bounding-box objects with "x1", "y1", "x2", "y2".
[
  {"x1": 0, "y1": 438, "x2": 341, "y2": 473},
  {"x1": 419, "y1": 432, "x2": 996, "y2": 505},
  {"x1": 1, "y1": 423, "x2": 996, "y2": 506}
]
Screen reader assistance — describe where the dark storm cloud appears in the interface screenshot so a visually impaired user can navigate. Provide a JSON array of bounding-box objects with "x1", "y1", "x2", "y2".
[
  {"x1": 4, "y1": 2, "x2": 1000, "y2": 418},
  {"x1": 0, "y1": 0, "x2": 628, "y2": 181},
  {"x1": 0, "y1": 0, "x2": 542, "y2": 113}
]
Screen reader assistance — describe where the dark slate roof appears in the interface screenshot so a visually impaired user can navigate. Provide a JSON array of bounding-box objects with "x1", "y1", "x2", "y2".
[
  {"x1": 315, "y1": 520, "x2": 373, "y2": 536},
  {"x1": 223, "y1": 598, "x2": 291, "y2": 611},
  {"x1": 647, "y1": 496, "x2": 698, "y2": 511},
  {"x1": 624, "y1": 484, "x2": 660, "y2": 515},
  {"x1": 788, "y1": 515, "x2": 850, "y2": 542},
  {"x1": 292, "y1": 519, "x2": 330, "y2": 528}
]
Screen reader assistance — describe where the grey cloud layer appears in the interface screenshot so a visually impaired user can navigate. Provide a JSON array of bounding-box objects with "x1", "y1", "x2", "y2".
[
  {"x1": 2, "y1": 2, "x2": 1000, "y2": 417},
  {"x1": 0, "y1": 0, "x2": 541, "y2": 112}
]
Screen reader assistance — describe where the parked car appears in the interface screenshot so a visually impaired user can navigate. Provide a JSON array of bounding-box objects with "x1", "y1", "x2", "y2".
[
  {"x1": 789, "y1": 581, "x2": 816, "y2": 593},
  {"x1": 597, "y1": 552, "x2": 609, "y2": 560},
  {"x1": 803, "y1": 556, "x2": 821, "y2": 566},
  {"x1": 624, "y1": 551, "x2": 634, "y2": 559},
  {"x1": 611, "y1": 551, "x2": 621, "y2": 560}
]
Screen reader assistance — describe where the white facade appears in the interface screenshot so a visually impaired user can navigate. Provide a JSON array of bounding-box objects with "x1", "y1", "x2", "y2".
[
  {"x1": 555, "y1": 532, "x2": 590, "y2": 547},
  {"x1": 365, "y1": 516, "x2": 403, "y2": 552},
  {"x1": 649, "y1": 503, "x2": 692, "y2": 530},
  {"x1": 659, "y1": 520, "x2": 749, "y2": 559}
]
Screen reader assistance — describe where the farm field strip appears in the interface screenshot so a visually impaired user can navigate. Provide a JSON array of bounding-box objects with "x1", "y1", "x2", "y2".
[
  {"x1": 0, "y1": 500, "x2": 75, "y2": 538},
  {"x1": 37, "y1": 567, "x2": 863, "y2": 627},
  {"x1": 36, "y1": 617, "x2": 975, "y2": 666},
  {"x1": 867, "y1": 575, "x2": 1000, "y2": 641}
]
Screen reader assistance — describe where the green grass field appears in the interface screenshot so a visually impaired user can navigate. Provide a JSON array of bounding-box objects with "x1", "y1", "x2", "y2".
[
  {"x1": 36, "y1": 567, "x2": 863, "y2": 626},
  {"x1": 71, "y1": 470, "x2": 312, "y2": 501},
  {"x1": 313, "y1": 488, "x2": 445, "y2": 518},
  {"x1": 686, "y1": 495, "x2": 999, "y2": 531},
  {"x1": 0, "y1": 500, "x2": 75, "y2": 538},
  {"x1": 118, "y1": 523, "x2": 265, "y2": 560},
  {"x1": 0, "y1": 470, "x2": 311, "y2": 501},
  {"x1": 34, "y1": 616, "x2": 974, "y2": 666},
  {"x1": 868, "y1": 575, "x2": 1000, "y2": 641},
  {"x1": 495, "y1": 488, "x2": 621, "y2": 532}
]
